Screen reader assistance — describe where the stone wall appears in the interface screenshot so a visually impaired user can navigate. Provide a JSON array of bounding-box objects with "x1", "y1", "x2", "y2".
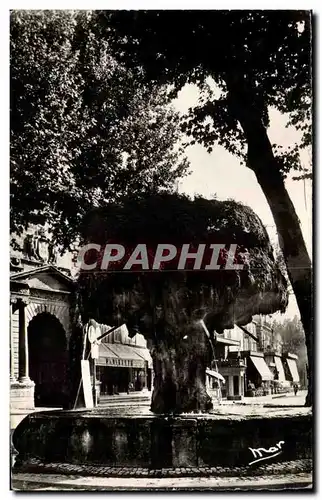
[{"x1": 13, "y1": 410, "x2": 312, "y2": 469}]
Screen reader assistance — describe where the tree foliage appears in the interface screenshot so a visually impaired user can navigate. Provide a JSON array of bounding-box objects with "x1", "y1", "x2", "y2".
[
  {"x1": 10, "y1": 10, "x2": 189, "y2": 250},
  {"x1": 97, "y1": 11, "x2": 313, "y2": 406},
  {"x1": 102, "y1": 10, "x2": 312, "y2": 176}
]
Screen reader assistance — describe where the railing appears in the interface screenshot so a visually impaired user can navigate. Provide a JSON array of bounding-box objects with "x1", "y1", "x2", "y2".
[
  {"x1": 216, "y1": 358, "x2": 246, "y2": 368},
  {"x1": 263, "y1": 347, "x2": 282, "y2": 356}
]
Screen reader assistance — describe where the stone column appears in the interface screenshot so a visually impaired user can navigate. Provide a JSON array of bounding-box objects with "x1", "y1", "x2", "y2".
[
  {"x1": 228, "y1": 376, "x2": 234, "y2": 398},
  {"x1": 18, "y1": 298, "x2": 31, "y2": 383},
  {"x1": 10, "y1": 302, "x2": 16, "y2": 382},
  {"x1": 10, "y1": 296, "x2": 35, "y2": 411},
  {"x1": 150, "y1": 367, "x2": 154, "y2": 394},
  {"x1": 239, "y1": 374, "x2": 243, "y2": 397},
  {"x1": 143, "y1": 361, "x2": 148, "y2": 390}
]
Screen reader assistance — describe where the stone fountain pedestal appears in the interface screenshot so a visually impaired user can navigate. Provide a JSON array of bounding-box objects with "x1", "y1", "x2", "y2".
[{"x1": 12, "y1": 408, "x2": 312, "y2": 469}]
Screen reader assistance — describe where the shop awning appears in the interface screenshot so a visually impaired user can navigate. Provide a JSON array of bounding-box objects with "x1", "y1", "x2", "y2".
[
  {"x1": 274, "y1": 356, "x2": 286, "y2": 382},
  {"x1": 206, "y1": 369, "x2": 225, "y2": 383},
  {"x1": 131, "y1": 347, "x2": 153, "y2": 368},
  {"x1": 250, "y1": 356, "x2": 273, "y2": 381},
  {"x1": 216, "y1": 336, "x2": 240, "y2": 346},
  {"x1": 286, "y1": 358, "x2": 300, "y2": 383},
  {"x1": 98, "y1": 343, "x2": 145, "y2": 369}
]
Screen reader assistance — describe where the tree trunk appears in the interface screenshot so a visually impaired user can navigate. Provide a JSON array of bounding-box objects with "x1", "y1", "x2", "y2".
[
  {"x1": 150, "y1": 324, "x2": 213, "y2": 414},
  {"x1": 225, "y1": 82, "x2": 312, "y2": 406},
  {"x1": 255, "y1": 169, "x2": 312, "y2": 407}
]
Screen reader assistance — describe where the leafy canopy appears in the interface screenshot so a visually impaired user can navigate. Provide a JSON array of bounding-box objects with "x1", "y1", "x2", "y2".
[
  {"x1": 10, "y1": 10, "x2": 189, "y2": 250},
  {"x1": 101, "y1": 10, "x2": 312, "y2": 175}
]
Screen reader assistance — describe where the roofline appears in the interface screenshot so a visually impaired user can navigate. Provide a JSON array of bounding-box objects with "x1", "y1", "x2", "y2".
[
  {"x1": 10, "y1": 265, "x2": 75, "y2": 284},
  {"x1": 282, "y1": 352, "x2": 298, "y2": 360}
]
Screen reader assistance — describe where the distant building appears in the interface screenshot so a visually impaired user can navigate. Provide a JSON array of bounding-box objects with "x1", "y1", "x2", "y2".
[{"x1": 208, "y1": 314, "x2": 300, "y2": 401}]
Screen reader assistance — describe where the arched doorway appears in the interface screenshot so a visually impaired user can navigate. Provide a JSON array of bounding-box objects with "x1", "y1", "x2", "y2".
[{"x1": 28, "y1": 312, "x2": 68, "y2": 407}]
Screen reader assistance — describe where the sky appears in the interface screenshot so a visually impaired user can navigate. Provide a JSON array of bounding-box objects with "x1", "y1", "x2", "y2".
[{"x1": 173, "y1": 84, "x2": 312, "y2": 320}]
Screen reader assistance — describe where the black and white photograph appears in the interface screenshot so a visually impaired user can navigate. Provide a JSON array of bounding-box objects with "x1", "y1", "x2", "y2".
[{"x1": 9, "y1": 8, "x2": 313, "y2": 491}]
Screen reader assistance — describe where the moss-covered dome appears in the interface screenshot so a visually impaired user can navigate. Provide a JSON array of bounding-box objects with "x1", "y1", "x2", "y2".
[{"x1": 77, "y1": 193, "x2": 288, "y2": 335}]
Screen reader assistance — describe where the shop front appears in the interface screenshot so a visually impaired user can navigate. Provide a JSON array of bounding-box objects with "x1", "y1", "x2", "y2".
[
  {"x1": 283, "y1": 353, "x2": 300, "y2": 387},
  {"x1": 263, "y1": 350, "x2": 289, "y2": 394},
  {"x1": 212, "y1": 335, "x2": 246, "y2": 400},
  {"x1": 205, "y1": 369, "x2": 225, "y2": 401},
  {"x1": 243, "y1": 351, "x2": 273, "y2": 395},
  {"x1": 97, "y1": 343, "x2": 152, "y2": 394},
  {"x1": 215, "y1": 358, "x2": 247, "y2": 400},
  {"x1": 273, "y1": 353, "x2": 291, "y2": 393}
]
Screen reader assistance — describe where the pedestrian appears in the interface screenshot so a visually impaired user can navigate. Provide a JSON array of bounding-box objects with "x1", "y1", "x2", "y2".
[
  {"x1": 247, "y1": 380, "x2": 255, "y2": 397},
  {"x1": 293, "y1": 383, "x2": 299, "y2": 396}
]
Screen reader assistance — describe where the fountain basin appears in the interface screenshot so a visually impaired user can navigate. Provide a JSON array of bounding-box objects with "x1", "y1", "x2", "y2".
[{"x1": 13, "y1": 408, "x2": 312, "y2": 469}]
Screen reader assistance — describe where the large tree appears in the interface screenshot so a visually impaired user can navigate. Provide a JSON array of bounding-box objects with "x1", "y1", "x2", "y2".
[
  {"x1": 77, "y1": 193, "x2": 288, "y2": 413},
  {"x1": 96, "y1": 10, "x2": 313, "y2": 405},
  {"x1": 10, "y1": 10, "x2": 189, "y2": 250}
]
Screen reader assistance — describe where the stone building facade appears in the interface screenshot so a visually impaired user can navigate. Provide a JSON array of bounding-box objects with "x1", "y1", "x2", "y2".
[
  {"x1": 210, "y1": 314, "x2": 299, "y2": 400},
  {"x1": 10, "y1": 226, "x2": 152, "y2": 414},
  {"x1": 10, "y1": 225, "x2": 75, "y2": 412}
]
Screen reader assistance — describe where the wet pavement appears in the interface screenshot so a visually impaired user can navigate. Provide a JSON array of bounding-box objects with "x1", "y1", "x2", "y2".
[{"x1": 93, "y1": 391, "x2": 310, "y2": 419}]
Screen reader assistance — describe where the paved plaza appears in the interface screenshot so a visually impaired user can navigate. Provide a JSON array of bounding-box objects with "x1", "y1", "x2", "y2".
[
  {"x1": 96, "y1": 390, "x2": 308, "y2": 418},
  {"x1": 10, "y1": 390, "x2": 307, "y2": 430}
]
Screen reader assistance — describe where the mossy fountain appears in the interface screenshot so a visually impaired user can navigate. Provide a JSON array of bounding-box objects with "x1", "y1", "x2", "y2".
[{"x1": 13, "y1": 194, "x2": 312, "y2": 470}]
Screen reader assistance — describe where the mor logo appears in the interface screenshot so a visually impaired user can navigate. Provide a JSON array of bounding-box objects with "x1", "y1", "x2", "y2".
[{"x1": 248, "y1": 440, "x2": 285, "y2": 465}]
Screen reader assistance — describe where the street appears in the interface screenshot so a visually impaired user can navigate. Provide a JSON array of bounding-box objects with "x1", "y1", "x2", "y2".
[{"x1": 94, "y1": 390, "x2": 308, "y2": 418}]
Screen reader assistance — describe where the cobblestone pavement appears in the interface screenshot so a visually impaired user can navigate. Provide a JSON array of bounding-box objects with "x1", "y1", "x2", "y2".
[
  {"x1": 14, "y1": 458, "x2": 312, "y2": 479},
  {"x1": 12, "y1": 470, "x2": 313, "y2": 491}
]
